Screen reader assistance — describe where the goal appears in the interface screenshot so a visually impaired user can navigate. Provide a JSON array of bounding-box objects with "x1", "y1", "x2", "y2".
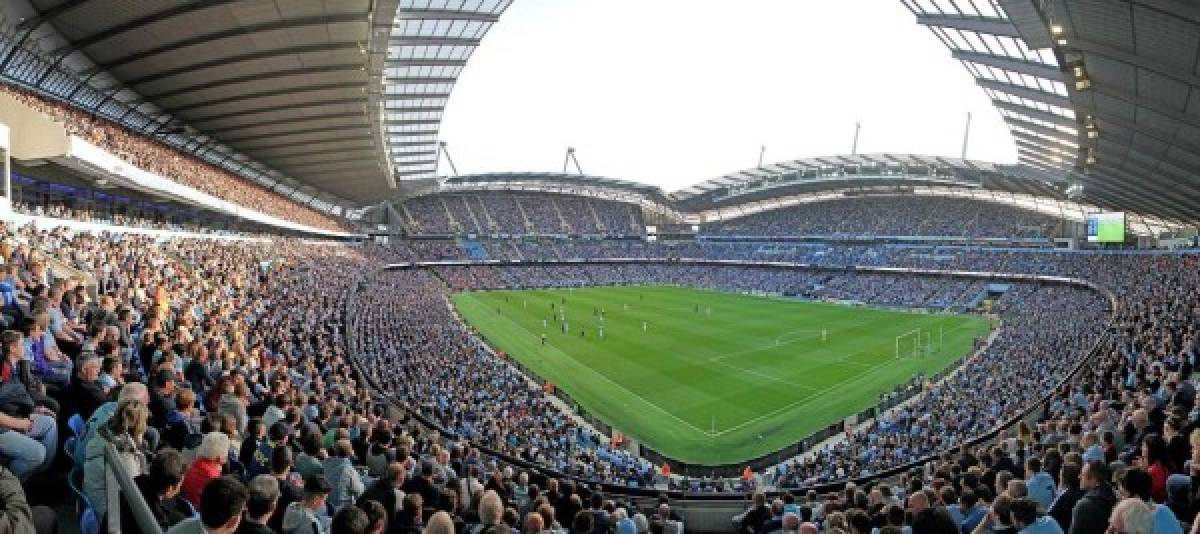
[{"x1": 895, "y1": 329, "x2": 932, "y2": 358}]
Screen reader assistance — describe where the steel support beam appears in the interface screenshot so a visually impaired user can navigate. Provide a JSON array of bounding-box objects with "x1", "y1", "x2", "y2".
[
  {"x1": 976, "y1": 78, "x2": 1072, "y2": 108},
  {"x1": 915, "y1": 14, "x2": 1021, "y2": 37},
  {"x1": 223, "y1": 124, "x2": 371, "y2": 144},
  {"x1": 383, "y1": 58, "x2": 467, "y2": 67},
  {"x1": 145, "y1": 64, "x2": 364, "y2": 100},
  {"x1": 952, "y1": 49, "x2": 1064, "y2": 81},
  {"x1": 991, "y1": 100, "x2": 1078, "y2": 129},
  {"x1": 46, "y1": 0, "x2": 242, "y2": 57},
  {"x1": 187, "y1": 97, "x2": 365, "y2": 123},
  {"x1": 389, "y1": 37, "x2": 480, "y2": 46},
  {"x1": 394, "y1": 9, "x2": 500, "y2": 21},
  {"x1": 202, "y1": 111, "x2": 366, "y2": 135},
  {"x1": 123, "y1": 43, "x2": 362, "y2": 87},
  {"x1": 167, "y1": 82, "x2": 363, "y2": 113},
  {"x1": 1003, "y1": 116, "x2": 1080, "y2": 146}
]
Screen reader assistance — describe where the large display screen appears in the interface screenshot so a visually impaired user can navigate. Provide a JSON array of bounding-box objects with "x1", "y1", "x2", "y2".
[{"x1": 1086, "y1": 212, "x2": 1126, "y2": 243}]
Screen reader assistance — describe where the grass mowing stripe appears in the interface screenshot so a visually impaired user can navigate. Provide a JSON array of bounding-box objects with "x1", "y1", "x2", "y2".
[{"x1": 453, "y1": 285, "x2": 991, "y2": 464}]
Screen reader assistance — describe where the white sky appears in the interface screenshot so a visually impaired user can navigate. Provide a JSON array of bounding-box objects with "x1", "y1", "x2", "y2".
[{"x1": 437, "y1": 0, "x2": 1017, "y2": 192}]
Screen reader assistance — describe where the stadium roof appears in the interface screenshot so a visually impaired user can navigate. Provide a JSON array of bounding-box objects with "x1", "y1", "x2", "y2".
[
  {"x1": 0, "y1": 0, "x2": 509, "y2": 211},
  {"x1": 670, "y1": 152, "x2": 1070, "y2": 211},
  {"x1": 425, "y1": 171, "x2": 676, "y2": 211},
  {"x1": 903, "y1": 0, "x2": 1200, "y2": 224},
  {"x1": 381, "y1": 1, "x2": 511, "y2": 184}
]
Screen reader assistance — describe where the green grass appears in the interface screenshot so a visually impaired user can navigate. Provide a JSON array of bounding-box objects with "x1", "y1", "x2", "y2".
[{"x1": 452, "y1": 285, "x2": 992, "y2": 465}]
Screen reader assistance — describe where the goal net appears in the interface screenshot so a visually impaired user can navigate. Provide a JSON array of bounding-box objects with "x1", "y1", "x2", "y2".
[{"x1": 895, "y1": 329, "x2": 933, "y2": 358}]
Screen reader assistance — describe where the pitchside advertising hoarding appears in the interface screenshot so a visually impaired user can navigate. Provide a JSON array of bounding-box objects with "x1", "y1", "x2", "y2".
[{"x1": 1086, "y1": 212, "x2": 1126, "y2": 243}]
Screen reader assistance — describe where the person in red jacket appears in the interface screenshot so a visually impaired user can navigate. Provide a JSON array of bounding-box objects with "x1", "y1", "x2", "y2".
[
  {"x1": 1138, "y1": 433, "x2": 1170, "y2": 503},
  {"x1": 181, "y1": 432, "x2": 230, "y2": 511}
]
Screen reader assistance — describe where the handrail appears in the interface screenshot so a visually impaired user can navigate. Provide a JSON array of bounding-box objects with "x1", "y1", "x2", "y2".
[
  {"x1": 345, "y1": 257, "x2": 1117, "y2": 499},
  {"x1": 104, "y1": 442, "x2": 162, "y2": 534}
]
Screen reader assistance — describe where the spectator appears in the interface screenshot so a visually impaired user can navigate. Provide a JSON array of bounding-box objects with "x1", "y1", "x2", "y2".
[
  {"x1": 331, "y1": 505, "x2": 371, "y2": 534},
  {"x1": 424, "y1": 510, "x2": 456, "y2": 534},
  {"x1": 1008, "y1": 497, "x2": 1061, "y2": 533},
  {"x1": 324, "y1": 439, "x2": 365, "y2": 513},
  {"x1": 1047, "y1": 463, "x2": 1083, "y2": 531},
  {"x1": 121, "y1": 448, "x2": 192, "y2": 534},
  {"x1": 283, "y1": 475, "x2": 332, "y2": 534},
  {"x1": 237, "y1": 475, "x2": 281, "y2": 534},
  {"x1": 181, "y1": 432, "x2": 231, "y2": 512},
  {"x1": 1107, "y1": 497, "x2": 1154, "y2": 534},
  {"x1": 84, "y1": 397, "x2": 150, "y2": 522},
  {"x1": 1069, "y1": 460, "x2": 1115, "y2": 534},
  {"x1": 167, "y1": 475, "x2": 249, "y2": 534},
  {"x1": 0, "y1": 330, "x2": 58, "y2": 481}
]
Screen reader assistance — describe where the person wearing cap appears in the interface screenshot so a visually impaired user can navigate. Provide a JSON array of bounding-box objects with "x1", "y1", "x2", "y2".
[{"x1": 282, "y1": 475, "x2": 331, "y2": 534}]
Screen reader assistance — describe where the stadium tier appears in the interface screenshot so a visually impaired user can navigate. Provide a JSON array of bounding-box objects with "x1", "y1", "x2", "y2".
[
  {"x1": 1, "y1": 0, "x2": 1200, "y2": 533},
  {"x1": 400, "y1": 192, "x2": 645, "y2": 237},
  {"x1": 699, "y1": 195, "x2": 1066, "y2": 239}
]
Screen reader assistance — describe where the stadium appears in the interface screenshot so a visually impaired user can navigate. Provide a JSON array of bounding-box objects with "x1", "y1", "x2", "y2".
[{"x1": 0, "y1": 1, "x2": 1196, "y2": 533}]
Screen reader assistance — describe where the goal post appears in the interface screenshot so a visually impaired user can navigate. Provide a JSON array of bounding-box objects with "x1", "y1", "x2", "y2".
[{"x1": 896, "y1": 328, "x2": 928, "y2": 359}]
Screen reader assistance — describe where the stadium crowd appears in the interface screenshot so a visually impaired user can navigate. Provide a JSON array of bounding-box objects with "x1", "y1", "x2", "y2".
[
  {"x1": 0, "y1": 181, "x2": 1198, "y2": 533},
  {"x1": 700, "y1": 195, "x2": 1064, "y2": 239},
  {"x1": 1, "y1": 84, "x2": 346, "y2": 232},
  {"x1": 401, "y1": 193, "x2": 642, "y2": 237}
]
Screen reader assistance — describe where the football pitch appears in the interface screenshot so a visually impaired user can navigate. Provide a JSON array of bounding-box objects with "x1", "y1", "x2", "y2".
[{"x1": 452, "y1": 285, "x2": 992, "y2": 465}]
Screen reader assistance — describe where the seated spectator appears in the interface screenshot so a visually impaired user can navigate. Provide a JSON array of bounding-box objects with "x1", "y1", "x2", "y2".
[
  {"x1": 359, "y1": 500, "x2": 387, "y2": 534},
  {"x1": 325, "y1": 438, "x2": 365, "y2": 513},
  {"x1": 1047, "y1": 464, "x2": 1082, "y2": 531},
  {"x1": 393, "y1": 494, "x2": 424, "y2": 534},
  {"x1": 0, "y1": 331, "x2": 57, "y2": 481},
  {"x1": 424, "y1": 510, "x2": 456, "y2": 534},
  {"x1": 362, "y1": 462, "x2": 406, "y2": 526},
  {"x1": 84, "y1": 397, "x2": 150, "y2": 522},
  {"x1": 1108, "y1": 497, "x2": 1154, "y2": 534},
  {"x1": 68, "y1": 355, "x2": 107, "y2": 420},
  {"x1": 283, "y1": 475, "x2": 332, "y2": 534},
  {"x1": 167, "y1": 475, "x2": 248, "y2": 534},
  {"x1": 238, "y1": 475, "x2": 280, "y2": 534},
  {"x1": 182, "y1": 432, "x2": 231, "y2": 512},
  {"x1": 1008, "y1": 497, "x2": 1061, "y2": 533},
  {"x1": 121, "y1": 448, "x2": 192, "y2": 534},
  {"x1": 268, "y1": 446, "x2": 302, "y2": 532},
  {"x1": 332, "y1": 505, "x2": 371, "y2": 534},
  {"x1": 162, "y1": 387, "x2": 201, "y2": 451}
]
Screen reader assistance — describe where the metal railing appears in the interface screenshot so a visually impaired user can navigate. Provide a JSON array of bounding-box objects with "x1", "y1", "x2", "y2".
[{"x1": 103, "y1": 442, "x2": 162, "y2": 534}]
